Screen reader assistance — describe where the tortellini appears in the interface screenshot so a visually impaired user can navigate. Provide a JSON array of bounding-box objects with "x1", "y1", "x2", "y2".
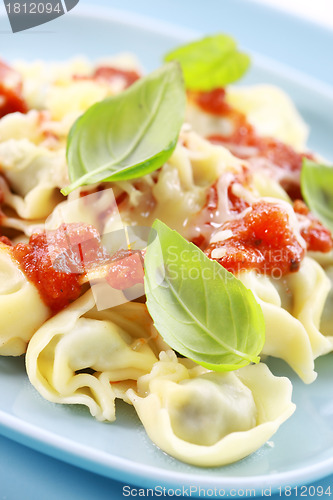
[
  {"x1": 128, "y1": 351, "x2": 295, "y2": 467},
  {"x1": 226, "y1": 85, "x2": 309, "y2": 150},
  {"x1": 186, "y1": 84, "x2": 308, "y2": 150},
  {"x1": 238, "y1": 257, "x2": 332, "y2": 383},
  {"x1": 0, "y1": 243, "x2": 50, "y2": 356},
  {"x1": 13, "y1": 57, "x2": 94, "y2": 110},
  {"x1": 14, "y1": 54, "x2": 141, "y2": 113},
  {"x1": 26, "y1": 290, "x2": 163, "y2": 421},
  {"x1": 308, "y1": 250, "x2": 333, "y2": 340},
  {"x1": 1, "y1": 53, "x2": 332, "y2": 470}
]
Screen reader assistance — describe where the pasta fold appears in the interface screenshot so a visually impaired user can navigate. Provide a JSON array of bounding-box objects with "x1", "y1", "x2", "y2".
[
  {"x1": 308, "y1": 250, "x2": 333, "y2": 342},
  {"x1": 0, "y1": 243, "x2": 50, "y2": 356},
  {"x1": 0, "y1": 139, "x2": 67, "y2": 220},
  {"x1": 128, "y1": 351, "x2": 295, "y2": 467},
  {"x1": 26, "y1": 290, "x2": 162, "y2": 421},
  {"x1": 238, "y1": 256, "x2": 331, "y2": 383},
  {"x1": 186, "y1": 85, "x2": 308, "y2": 150}
]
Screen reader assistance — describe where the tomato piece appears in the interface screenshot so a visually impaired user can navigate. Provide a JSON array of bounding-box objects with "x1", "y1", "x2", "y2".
[
  {"x1": 0, "y1": 60, "x2": 28, "y2": 118},
  {"x1": 73, "y1": 65, "x2": 141, "y2": 89},
  {"x1": 294, "y1": 200, "x2": 333, "y2": 253},
  {"x1": 205, "y1": 201, "x2": 305, "y2": 276}
]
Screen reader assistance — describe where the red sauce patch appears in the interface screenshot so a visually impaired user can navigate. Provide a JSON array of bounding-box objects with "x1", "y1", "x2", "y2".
[
  {"x1": 210, "y1": 132, "x2": 313, "y2": 201},
  {"x1": 192, "y1": 88, "x2": 313, "y2": 200},
  {"x1": 12, "y1": 223, "x2": 147, "y2": 311},
  {"x1": 206, "y1": 176, "x2": 250, "y2": 215},
  {"x1": 0, "y1": 60, "x2": 28, "y2": 118},
  {"x1": 191, "y1": 172, "x2": 250, "y2": 250},
  {"x1": 12, "y1": 223, "x2": 109, "y2": 313},
  {"x1": 209, "y1": 132, "x2": 311, "y2": 173},
  {"x1": 194, "y1": 89, "x2": 306, "y2": 169},
  {"x1": 190, "y1": 88, "x2": 232, "y2": 116},
  {"x1": 106, "y1": 249, "x2": 144, "y2": 290},
  {"x1": 293, "y1": 199, "x2": 333, "y2": 253},
  {"x1": 205, "y1": 201, "x2": 305, "y2": 276},
  {"x1": 93, "y1": 66, "x2": 140, "y2": 88},
  {"x1": 0, "y1": 236, "x2": 12, "y2": 246},
  {"x1": 73, "y1": 66, "x2": 140, "y2": 89}
]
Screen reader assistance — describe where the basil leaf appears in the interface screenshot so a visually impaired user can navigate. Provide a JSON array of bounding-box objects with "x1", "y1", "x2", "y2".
[
  {"x1": 164, "y1": 34, "x2": 250, "y2": 91},
  {"x1": 301, "y1": 158, "x2": 333, "y2": 232},
  {"x1": 144, "y1": 220, "x2": 265, "y2": 371},
  {"x1": 62, "y1": 62, "x2": 185, "y2": 195}
]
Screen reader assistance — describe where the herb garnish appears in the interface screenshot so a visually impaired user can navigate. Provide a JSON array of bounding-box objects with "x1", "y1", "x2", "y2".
[
  {"x1": 144, "y1": 220, "x2": 265, "y2": 371},
  {"x1": 61, "y1": 62, "x2": 185, "y2": 195},
  {"x1": 164, "y1": 34, "x2": 250, "y2": 91}
]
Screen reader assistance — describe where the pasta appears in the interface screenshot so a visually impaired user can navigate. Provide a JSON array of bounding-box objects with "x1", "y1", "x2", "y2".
[
  {"x1": 238, "y1": 257, "x2": 331, "y2": 383},
  {"x1": 0, "y1": 138, "x2": 67, "y2": 219},
  {"x1": 187, "y1": 84, "x2": 309, "y2": 150},
  {"x1": 26, "y1": 290, "x2": 163, "y2": 421},
  {"x1": 0, "y1": 41, "x2": 332, "y2": 468},
  {"x1": 0, "y1": 242, "x2": 50, "y2": 355},
  {"x1": 128, "y1": 351, "x2": 295, "y2": 466}
]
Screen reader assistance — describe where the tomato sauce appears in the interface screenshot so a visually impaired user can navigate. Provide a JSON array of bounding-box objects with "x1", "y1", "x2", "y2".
[
  {"x1": 207, "y1": 177, "x2": 250, "y2": 216},
  {"x1": 73, "y1": 66, "x2": 141, "y2": 89},
  {"x1": 93, "y1": 66, "x2": 140, "y2": 88},
  {"x1": 192, "y1": 88, "x2": 313, "y2": 200},
  {"x1": 190, "y1": 88, "x2": 232, "y2": 116},
  {"x1": 293, "y1": 200, "x2": 332, "y2": 253},
  {"x1": 0, "y1": 236, "x2": 12, "y2": 246},
  {"x1": 211, "y1": 132, "x2": 314, "y2": 198},
  {"x1": 0, "y1": 60, "x2": 28, "y2": 118},
  {"x1": 205, "y1": 201, "x2": 305, "y2": 276},
  {"x1": 12, "y1": 224, "x2": 108, "y2": 313},
  {"x1": 106, "y1": 249, "x2": 144, "y2": 290},
  {"x1": 12, "y1": 223, "x2": 146, "y2": 311},
  {"x1": 191, "y1": 172, "x2": 250, "y2": 249}
]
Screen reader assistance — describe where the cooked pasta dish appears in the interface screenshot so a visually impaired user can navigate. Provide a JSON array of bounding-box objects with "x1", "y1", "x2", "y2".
[{"x1": 0, "y1": 34, "x2": 332, "y2": 467}]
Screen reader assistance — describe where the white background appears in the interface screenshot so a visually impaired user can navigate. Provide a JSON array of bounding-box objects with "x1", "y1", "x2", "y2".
[{"x1": 256, "y1": 0, "x2": 333, "y2": 29}]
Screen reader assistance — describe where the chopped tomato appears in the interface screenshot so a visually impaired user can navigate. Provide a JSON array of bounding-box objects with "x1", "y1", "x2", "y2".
[
  {"x1": 205, "y1": 201, "x2": 305, "y2": 276},
  {"x1": 0, "y1": 60, "x2": 28, "y2": 118},
  {"x1": 191, "y1": 172, "x2": 250, "y2": 250},
  {"x1": 12, "y1": 223, "x2": 147, "y2": 311},
  {"x1": 93, "y1": 66, "x2": 140, "y2": 88},
  {"x1": 106, "y1": 249, "x2": 144, "y2": 290},
  {"x1": 0, "y1": 236, "x2": 12, "y2": 246},
  {"x1": 293, "y1": 200, "x2": 333, "y2": 253},
  {"x1": 12, "y1": 224, "x2": 109, "y2": 313},
  {"x1": 192, "y1": 88, "x2": 313, "y2": 200},
  {"x1": 73, "y1": 65, "x2": 140, "y2": 89},
  {"x1": 189, "y1": 88, "x2": 232, "y2": 116}
]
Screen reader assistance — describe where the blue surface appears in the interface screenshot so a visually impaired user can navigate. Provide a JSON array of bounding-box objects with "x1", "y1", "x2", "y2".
[
  {"x1": 0, "y1": 1, "x2": 333, "y2": 499},
  {"x1": 76, "y1": 0, "x2": 333, "y2": 86},
  {"x1": 0, "y1": 432, "x2": 332, "y2": 500}
]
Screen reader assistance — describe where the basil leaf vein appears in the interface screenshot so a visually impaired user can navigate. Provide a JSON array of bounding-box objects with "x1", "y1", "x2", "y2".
[
  {"x1": 301, "y1": 158, "x2": 333, "y2": 232},
  {"x1": 144, "y1": 220, "x2": 265, "y2": 371},
  {"x1": 164, "y1": 33, "x2": 250, "y2": 91},
  {"x1": 62, "y1": 62, "x2": 185, "y2": 195}
]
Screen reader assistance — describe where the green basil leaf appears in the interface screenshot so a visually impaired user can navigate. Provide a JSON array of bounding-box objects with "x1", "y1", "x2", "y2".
[
  {"x1": 144, "y1": 220, "x2": 265, "y2": 371},
  {"x1": 164, "y1": 34, "x2": 250, "y2": 91},
  {"x1": 61, "y1": 62, "x2": 185, "y2": 195},
  {"x1": 301, "y1": 158, "x2": 333, "y2": 232}
]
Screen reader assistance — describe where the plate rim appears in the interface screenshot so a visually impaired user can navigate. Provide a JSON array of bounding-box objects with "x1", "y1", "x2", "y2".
[{"x1": 1, "y1": 396, "x2": 333, "y2": 493}]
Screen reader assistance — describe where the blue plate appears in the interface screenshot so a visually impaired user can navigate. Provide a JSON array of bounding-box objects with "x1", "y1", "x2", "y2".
[{"x1": 0, "y1": 1, "x2": 333, "y2": 497}]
